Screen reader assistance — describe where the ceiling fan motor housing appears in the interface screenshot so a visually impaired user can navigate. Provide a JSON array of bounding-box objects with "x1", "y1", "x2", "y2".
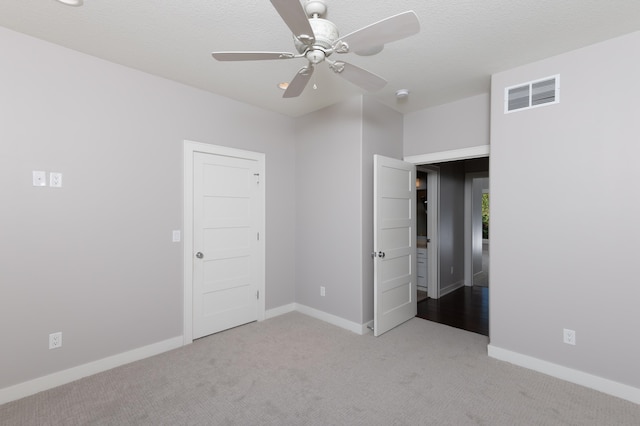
[{"x1": 293, "y1": 18, "x2": 339, "y2": 54}]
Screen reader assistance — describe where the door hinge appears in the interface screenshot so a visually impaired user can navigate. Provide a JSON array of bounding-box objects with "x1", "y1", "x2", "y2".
[
  {"x1": 254, "y1": 173, "x2": 260, "y2": 184},
  {"x1": 257, "y1": 232, "x2": 260, "y2": 241},
  {"x1": 256, "y1": 290, "x2": 260, "y2": 300}
]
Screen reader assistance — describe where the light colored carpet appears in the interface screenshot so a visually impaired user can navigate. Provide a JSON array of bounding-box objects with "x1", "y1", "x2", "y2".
[{"x1": 2, "y1": 312, "x2": 639, "y2": 425}]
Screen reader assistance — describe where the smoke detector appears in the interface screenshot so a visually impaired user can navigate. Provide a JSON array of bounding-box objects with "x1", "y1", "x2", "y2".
[
  {"x1": 396, "y1": 89, "x2": 410, "y2": 99},
  {"x1": 56, "y1": 0, "x2": 84, "y2": 6}
]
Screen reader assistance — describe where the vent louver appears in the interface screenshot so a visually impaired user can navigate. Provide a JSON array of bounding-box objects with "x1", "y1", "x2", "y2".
[{"x1": 505, "y1": 75, "x2": 559, "y2": 113}]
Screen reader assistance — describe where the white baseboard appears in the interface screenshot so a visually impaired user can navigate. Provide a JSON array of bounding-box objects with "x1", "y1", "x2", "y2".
[
  {"x1": 3, "y1": 304, "x2": 371, "y2": 405},
  {"x1": 265, "y1": 303, "x2": 296, "y2": 319},
  {"x1": 0, "y1": 336, "x2": 183, "y2": 405},
  {"x1": 294, "y1": 303, "x2": 368, "y2": 335},
  {"x1": 488, "y1": 344, "x2": 640, "y2": 405},
  {"x1": 440, "y1": 280, "x2": 465, "y2": 297},
  {"x1": 265, "y1": 302, "x2": 370, "y2": 335}
]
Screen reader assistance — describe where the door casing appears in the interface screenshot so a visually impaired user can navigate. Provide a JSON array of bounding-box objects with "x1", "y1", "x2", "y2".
[{"x1": 405, "y1": 145, "x2": 490, "y2": 300}]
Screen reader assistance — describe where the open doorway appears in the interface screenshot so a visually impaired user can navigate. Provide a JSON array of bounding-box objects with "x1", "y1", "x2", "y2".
[
  {"x1": 415, "y1": 165, "x2": 440, "y2": 304},
  {"x1": 414, "y1": 157, "x2": 489, "y2": 336}
]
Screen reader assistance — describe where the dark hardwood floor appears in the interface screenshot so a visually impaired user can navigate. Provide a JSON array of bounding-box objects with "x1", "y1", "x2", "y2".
[{"x1": 416, "y1": 286, "x2": 489, "y2": 336}]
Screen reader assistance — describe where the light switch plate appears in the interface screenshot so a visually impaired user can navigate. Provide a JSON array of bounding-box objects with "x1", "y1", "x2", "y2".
[
  {"x1": 50, "y1": 172, "x2": 63, "y2": 188},
  {"x1": 33, "y1": 171, "x2": 47, "y2": 187},
  {"x1": 172, "y1": 230, "x2": 181, "y2": 242}
]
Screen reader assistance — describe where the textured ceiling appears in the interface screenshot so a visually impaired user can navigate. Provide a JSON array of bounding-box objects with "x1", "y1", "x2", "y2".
[{"x1": 1, "y1": 0, "x2": 640, "y2": 117}]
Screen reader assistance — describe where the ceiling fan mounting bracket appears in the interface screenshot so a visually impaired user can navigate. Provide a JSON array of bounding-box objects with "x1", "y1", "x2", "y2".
[{"x1": 304, "y1": 1, "x2": 327, "y2": 19}]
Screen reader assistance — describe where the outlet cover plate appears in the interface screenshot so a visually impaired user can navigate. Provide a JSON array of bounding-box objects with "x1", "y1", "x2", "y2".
[
  {"x1": 49, "y1": 332, "x2": 62, "y2": 349},
  {"x1": 563, "y1": 328, "x2": 576, "y2": 345},
  {"x1": 50, "y1": 172, "x2": 62, "y2": 188},
  {"x1": 33, "y1": 171, "x2": 47, "y2": 187}
]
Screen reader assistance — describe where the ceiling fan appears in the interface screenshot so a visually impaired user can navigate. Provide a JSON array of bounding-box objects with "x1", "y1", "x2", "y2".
[{"x1": 211, "y1": 0, "x2": 420, "y2": 98}]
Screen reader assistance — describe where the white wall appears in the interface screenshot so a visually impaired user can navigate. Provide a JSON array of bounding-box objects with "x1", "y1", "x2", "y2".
[
  {"x1": 404, "y1": 93, "x2": 490, "y2": 156},
  {"x1": 0, "y1": 27, "x2": 296, "y2": 390},
  {"x1": 490, "y1": 31, "x2": 640, "y2": 390}
]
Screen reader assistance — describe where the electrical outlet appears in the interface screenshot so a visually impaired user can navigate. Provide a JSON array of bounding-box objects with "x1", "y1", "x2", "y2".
[
  {"x1": 450, "y1": 266, "x2": 454, "y2": 275},
  {"x1": 563, "y1": 328, "x2": 576, "y2": 345},
  {"x1": 49, "y1": 332, "x2": 62, "y2": 349},
  {"x1": 320, "y1": 286, "x2": 326, "y2": 297}
]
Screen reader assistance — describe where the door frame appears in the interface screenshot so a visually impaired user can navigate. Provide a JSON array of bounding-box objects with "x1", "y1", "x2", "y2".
[
  {"x1": 416, "y1": 165, "x2": 440, "y2": 299},
  {"x1": 183, "y1": 140, "x2": 266, "y2": 345},
  {"x1": 405, "y1": 145, "x2": 490, "y2": 300}
]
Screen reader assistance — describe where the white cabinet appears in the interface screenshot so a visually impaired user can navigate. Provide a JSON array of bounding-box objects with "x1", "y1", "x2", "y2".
[{"x1": 417, "y1": 248, "x2": 428, "y2": 291}]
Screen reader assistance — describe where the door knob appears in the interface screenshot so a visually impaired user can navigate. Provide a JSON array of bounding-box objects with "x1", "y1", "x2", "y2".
[
  {"x1": 378, "y1": 251, "x2": 386, "y2": 258},
  {"x1": 195, "y1": 252, "x2": 204, "y2": 259}
]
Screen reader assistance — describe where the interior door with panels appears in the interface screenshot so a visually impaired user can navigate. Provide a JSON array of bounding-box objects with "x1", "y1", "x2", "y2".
[
  {"x1": 192, "y1": 151, "x2": 262, "y2": 339},
  {"x1": 373, "y1": 155, "x2": 417, "y2": 336}
]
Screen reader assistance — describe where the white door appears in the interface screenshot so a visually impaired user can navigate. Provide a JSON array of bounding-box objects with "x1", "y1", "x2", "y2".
[
  {"x1": 192, "y1": 151, "x2": 262, "y2": 339},
  {"x1": 373, "y1": 155, "x2": 417, "y2": 336}
]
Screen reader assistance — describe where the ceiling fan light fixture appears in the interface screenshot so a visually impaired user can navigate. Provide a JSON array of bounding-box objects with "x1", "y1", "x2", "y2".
[{"x1": 55, "y1": 0, "x2": 84, "y2": 6}]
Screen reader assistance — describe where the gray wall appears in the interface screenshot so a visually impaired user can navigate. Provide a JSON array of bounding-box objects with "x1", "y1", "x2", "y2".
[
  {"x1": 404, "y1": 93, "x2": 490, "y2": 156},
  {"x1": 0, "y1": 27, "x2": 296, "y2": 389},
  {"x1": 490, "y1": 31, "x2": 640, "y2": 388},
  {"x1": 437, "y1": 162, "x2": 466, "y2": 294},
  {"x1": 294, "y1": 96, "x2": 403, "y2": 326},
  {"x1": 294, "y1": 98, "x2": 364, "y2": 324},
  {"x1": 360, "y1": 96, "x2": 403, "y2": 323}
]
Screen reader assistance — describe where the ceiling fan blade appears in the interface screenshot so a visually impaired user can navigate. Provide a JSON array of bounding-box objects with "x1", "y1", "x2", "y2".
[
  {"x1": 329, "y1": 61, "x2": 387, "y2": 92},
  {"x1": 211, "y1": 51, "x2": 296, "y2": 61},
  {"x1": 283, "y1": 66, "x2": 314, "y2": 98},
  {"x1": 270, "y1": 0, "x2": 315, "y2": 45},
  {"x1": 336, "y1": 11, "x2": 420, "y2": 53}
]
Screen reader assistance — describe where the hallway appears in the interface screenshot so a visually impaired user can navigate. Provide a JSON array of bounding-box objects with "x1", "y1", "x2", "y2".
[{"x1": 416, "y1": 286, "x2": 488, "y2": 336}]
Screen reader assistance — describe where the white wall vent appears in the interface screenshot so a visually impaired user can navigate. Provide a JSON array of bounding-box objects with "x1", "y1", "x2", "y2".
[{"x1": 504, "y1": 75, "x2": 559, "y2": 113}]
